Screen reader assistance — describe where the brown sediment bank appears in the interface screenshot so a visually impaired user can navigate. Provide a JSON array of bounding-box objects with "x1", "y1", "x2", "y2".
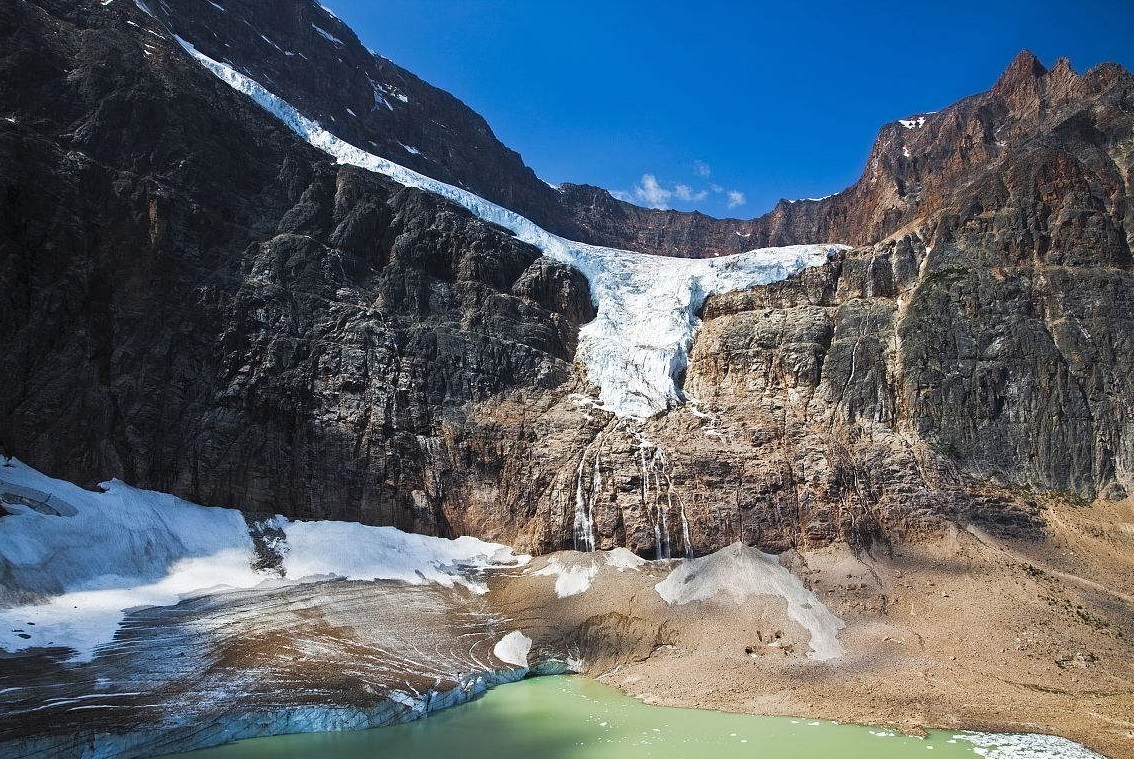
[
  {"x1": 1, "y1": 497, "x2": 1129, "y2": 759},
  {"x1": 490, "y1": 496, "x2": 1134, "y2": 759}
]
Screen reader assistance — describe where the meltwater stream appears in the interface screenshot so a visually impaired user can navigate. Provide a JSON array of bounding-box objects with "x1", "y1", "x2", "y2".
[{"x1": 161, "y1": 677, "x2": 1082, "y2": 759}]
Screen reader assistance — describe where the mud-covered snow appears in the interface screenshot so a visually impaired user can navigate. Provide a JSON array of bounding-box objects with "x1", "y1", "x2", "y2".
[
  {"x1": 175, "y1": 37, "x2": 845, "y2": 418},
  {"x1": 655, "y1": 542, "x2": 845, "y2": 661},
  {"x1": 605, "y1": 547, "x2": 647, "y2": 571}
]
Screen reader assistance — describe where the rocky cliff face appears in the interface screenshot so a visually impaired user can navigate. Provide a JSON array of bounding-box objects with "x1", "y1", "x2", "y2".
[
  {"x1": 400, "y1": 54, "x2": 1134, "y2": 556},
  {"x1": 1, "y1": 0, "x2": 1132, "y2": 556},
  {"x1": 0, "y1": 0, "x2": 592, "y2": 532}
]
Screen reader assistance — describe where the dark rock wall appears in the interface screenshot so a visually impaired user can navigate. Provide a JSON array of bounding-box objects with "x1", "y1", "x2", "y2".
[{"x1": 0, "y1": 0, "x2": 592, "y2": 532}]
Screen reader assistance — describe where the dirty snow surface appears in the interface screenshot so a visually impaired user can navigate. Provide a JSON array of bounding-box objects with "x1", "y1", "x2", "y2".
[
  {"x1": 655, "y1": 542, "x2": 846, "y2": 661},
  {"x1": 0, "y1": 458, "x2": 524, "y2": 661},
  {"x1": 176, "y1": 37, "x2": 845, "y2": 418},
  {"x1": 532, "y1": 557, "x2": 599, "y2": 598}
]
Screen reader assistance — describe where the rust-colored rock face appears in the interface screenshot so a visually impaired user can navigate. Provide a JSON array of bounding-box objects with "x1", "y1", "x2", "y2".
[
  {"x1": 428, "y1": 53, "x2": 1134, "y2": 556},
  {"x1": 2, "y1": 0, "x2": 1132, "y2": 556}
]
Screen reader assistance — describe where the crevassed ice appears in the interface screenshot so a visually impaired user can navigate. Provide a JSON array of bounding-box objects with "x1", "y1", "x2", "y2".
[{"x1": 175, "y1": 37, "x2": 846, "y2": 418}]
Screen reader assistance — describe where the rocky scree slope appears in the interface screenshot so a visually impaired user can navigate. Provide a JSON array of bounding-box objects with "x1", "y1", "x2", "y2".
[{"x1": 1, "y1": 0, "x2": 1132, "y2": 557}]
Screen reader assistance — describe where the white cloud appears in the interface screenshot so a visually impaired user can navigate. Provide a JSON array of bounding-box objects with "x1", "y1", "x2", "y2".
[
  {"x1": 633, "y1": 174, "x2": 672, "y2": 209},
  {"x1": 693, "y1": 160, "x2": 711, "y2": 178},
  {"x1": 674, "y1": 184, "x2": 708, "y2": 202},
  {"x1": 619, "y1": 173, "x2": 743, "y2": 211}
]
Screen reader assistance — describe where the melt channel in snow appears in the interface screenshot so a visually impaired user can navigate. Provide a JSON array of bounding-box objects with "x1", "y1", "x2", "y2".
[
  {"x1": 0, "y1": 458, "x2": 526, "y2": 661},
  {"x1": 174, "y1": 36, "x2": 846, "y2": 419}
]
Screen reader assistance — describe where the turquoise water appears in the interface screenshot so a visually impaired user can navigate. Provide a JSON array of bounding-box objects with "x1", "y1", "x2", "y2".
[{"x1": 166, "y1": 676, "x2": 991, "y2": 758}]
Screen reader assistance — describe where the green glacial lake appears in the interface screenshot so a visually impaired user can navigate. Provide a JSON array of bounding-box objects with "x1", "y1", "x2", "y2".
[{"x1": 165, "y1": 676, "x2": 1020, "y2": 759}]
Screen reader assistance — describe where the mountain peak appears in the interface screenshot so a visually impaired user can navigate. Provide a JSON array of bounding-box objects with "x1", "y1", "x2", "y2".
[{"x1": 994, "y1": 49, "x2": 1048, "y2": 93}]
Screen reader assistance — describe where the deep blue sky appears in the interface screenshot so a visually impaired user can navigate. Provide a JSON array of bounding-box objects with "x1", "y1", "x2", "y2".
[{"x1": 323, "y1": 0, "x2": 1134, "y2": 218}]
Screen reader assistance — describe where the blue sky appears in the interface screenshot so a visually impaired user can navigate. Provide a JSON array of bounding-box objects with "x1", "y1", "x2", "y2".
[{"x1": 323, "y1": 0, "x2": 1134, "y2": 218}]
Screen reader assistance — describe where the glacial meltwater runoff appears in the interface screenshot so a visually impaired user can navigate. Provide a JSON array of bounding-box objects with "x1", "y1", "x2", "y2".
[{"x1": 163, "y1": 676, "x2": 1073, "y2": 759}]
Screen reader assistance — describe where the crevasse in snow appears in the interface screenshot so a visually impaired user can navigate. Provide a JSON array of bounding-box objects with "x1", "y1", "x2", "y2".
[
  {"x1": 0, "y1": 458, "x2": 525, "y2": 660},
  {"x1": 174, "y1": 37, "x2": 846, "y2": 418}
]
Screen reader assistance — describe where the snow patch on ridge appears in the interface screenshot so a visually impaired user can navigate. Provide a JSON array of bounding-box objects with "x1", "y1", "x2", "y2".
[
  {"x1": 0, "y1": 459, "x2": 524, "y2": 661},
  {"x1": 174, "y1": 36, "x2": 845, "y2": 418},
  {"x1": 310, "y1": 23, "x2": 343, "y2": 46},
  {"x1": 655, "y1": 542, "x2": 845, "y2": 661}
]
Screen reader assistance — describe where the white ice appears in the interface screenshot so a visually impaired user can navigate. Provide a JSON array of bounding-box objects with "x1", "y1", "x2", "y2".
[
  {"x1": 532, "y1": 558, "x2": 597, "y2": 598},
  {"x1": 530, "y1": 548, "x2": 646, "y2": 597},
  {"x1": 276, "y1": 517, "x2": 527, "y2": 593},
  {"x1": 0, "y1": 458, "x2": 261, "y2": 661},
  {"x1": 0, "y1": 459, "x2": 525, "y2": 661},
  {"x1": 655, "y1": 542, "x2": 846, "y2": 661},
  {"x1": 310, "y1": 23, "x2": 343, "y2": 46},
  {"x1": 175, "y1": 37, "x2": 846, "y2": 418},
  {"x1": 492, "y1": 630, "x2": 532, "y2": 667},
  {"x1": 955, "y1": 732, "x2": 1107, "y2": 759}
]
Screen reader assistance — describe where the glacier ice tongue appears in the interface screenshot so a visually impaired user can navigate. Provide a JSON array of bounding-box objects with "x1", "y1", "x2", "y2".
[
  {"x1": 0, "y1": 458, "x2": 525, "y2": 661},
  {"x1": 174, "y1": 36, "x2": 846, "y2": 418}
]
